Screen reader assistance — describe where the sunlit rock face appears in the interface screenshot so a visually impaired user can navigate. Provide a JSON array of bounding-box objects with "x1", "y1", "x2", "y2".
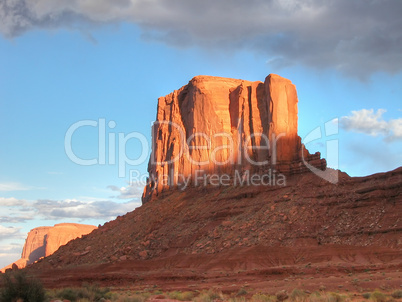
[
  {"x1": 1, "y1": 223, "x2": 97, "y2": 272},
  {"x1": 142, "y1": 74, "x2": 326, "y2": 203}
]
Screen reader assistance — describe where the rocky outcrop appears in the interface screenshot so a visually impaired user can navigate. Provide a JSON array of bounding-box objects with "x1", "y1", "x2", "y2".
[
  {"x1": 31, "y1": 167, "x2": 402, "y2": 291},
  {"x1": 20, "y1": 226, "x2": 51, "y2": 262},
  {"x1": 142, "y1": 74, "x2": 326, "y2": 203},
  {"x1": 44, "y1": 223, "x2": 97, "y2": 256},
  {"x1": 1, "y1": 223, "x2": 96, "y2": 272}
]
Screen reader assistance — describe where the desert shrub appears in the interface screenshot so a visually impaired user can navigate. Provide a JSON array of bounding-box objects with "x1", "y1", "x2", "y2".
[
  {"x1": 308, "y1": 292, "x2": 324, "y2": 302},
  {"x1": 168, "y1": 291, "x2": 195, "y2": 301},
  {"x1": 57, "y1": 287, "x2": 80, "y2": 301},
  {"x1": 0, "y1": 270, "x2": 46, "y2": 302},
  {"x1": 82, "y1": 283, "x2": 110, "y2": 301},
  {"x1": 309, "y1": 292, "x2": 350, "y2": 302},
  {"x1": 276, "y1": 290, "x2": 289, "y2": 302},
  {"x1": 251, "y1": 293, "x2": 277, "y2": 302},
  {"x1": 51, "y1": 283, "x2": 110, "y2": 302},
  {"x1": 391, "y1": 290, "x2": 402, "y2": 299},
  {"x1": 236, "y1": 288, "x2": 248, "y2": 296},
  {"x1": 290, "y1": 289, "x2": 308, "y2": 302},
  {"x1": 116, "y1": 295, "x2": 146, "y2": 302},
  {"x1": 326, "y1": 293, "x2": 344, "y2": 302},
  {"x1": 370, "y1": 291, "x2": 387, "y2": 302},
  {"x1": 308, "y1": 292, "x2": 347, "y2": 302},
  {"x1": 194, "y1": 289, "x2": 224, "y2": 302},
  {"x1": 104, "y1": 291, "x2": 119, "y2": 300},
  {"x1": 228, "y1": 297, "x2": 247, "y2": 302},
  {"x1": 168, "y1": 291, "x2": 180, "y2": 300},
  {"x1": 363, "y1": 293, "x2": 371, "y2": 299}
]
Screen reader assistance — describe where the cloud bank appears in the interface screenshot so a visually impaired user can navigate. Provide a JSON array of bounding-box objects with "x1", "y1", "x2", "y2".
[
  {"x1": 0, "y1": 196, "x2": 141, "y2": 227},
  {"x1": 1, "y1": 0, "x2": 402, "y2": 77},
  {"x1": 340, "y1": 109, "x2": 402, "y2": 141},
  {"x1": 108, "y1": 181, "x2": 144, "y2": 199},
  {"x1": 0, "y1": 225, "x2": 23, "y2": 241},
  {"x1": 33, "y1": 198, "x2": 139, "y2": 220}
]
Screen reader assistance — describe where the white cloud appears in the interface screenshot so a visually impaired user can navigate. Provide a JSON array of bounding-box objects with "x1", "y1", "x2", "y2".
[
  {"x1": 389, "y1": 119, "x2": 402, "y2": 140},
  {"x1": 0, "y1": 243, "x2": 24, "y2": 270},
  {"x1": 0, "y1": 216, "x2": 33, "y2": 223},
  {"x1": 0, "y1": 243, "x2": 22, "y2": 255},
  {"x1": 340, "y1": 109, "x2": 402, "y2": 142},
  {"x1": 0, "y1": 197, "x2": 26, "y2": 206},
  {"x1": 0, "y1": 197, "x2": 33, "y2": 223},
  {"x1": 0, "y1": 225, "x2": 23, "y2": 241},
  {"x1": 108, "y1": 182, "x2": 144, "y2": 199},
  {"x1": 0, "y1": 182, "x2": 30, "y2": 192},
  {"x1": 0, "y1": 195, "x2": 140, "y2": 225},
  {"x1": 1, "y1": 0, "x2": 402, "y2": 77},
  {"x1": 32, "y1": 198, "x2": 140, "y2": 220}
]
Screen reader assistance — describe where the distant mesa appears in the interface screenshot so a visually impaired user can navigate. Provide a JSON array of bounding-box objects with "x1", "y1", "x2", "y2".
[
  {"x1": 142, "y1": 74, "x2": 326, "y2": 203},
  {"x1": 1, "y1": 223, "x2": 97, "y2": 272}
]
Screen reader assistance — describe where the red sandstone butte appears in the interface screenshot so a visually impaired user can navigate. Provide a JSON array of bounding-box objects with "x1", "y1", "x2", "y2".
[
  {"x1": 142, "y1": 74, "x2": 326, "y2": 203},
  {"x1": 1, "y1": 223, "x2": 96, "y2": 272}
]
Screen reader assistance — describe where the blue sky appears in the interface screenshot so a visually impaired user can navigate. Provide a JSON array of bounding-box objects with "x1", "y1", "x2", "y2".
[{"x1": 0, "y1": 0, "x2": 401, "y2": 268}]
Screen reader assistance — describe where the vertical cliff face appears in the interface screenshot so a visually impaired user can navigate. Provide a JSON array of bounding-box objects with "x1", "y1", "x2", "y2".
[
  {"x1": 142, "y1": 74, "x2": 326, "y2": 203},
  {"x1": 266, "y1": 74, "x2": 299, "y2": 163},
  {"x1": 1, "y1": 223, "x2": 97, "y2": 272},
  {"x1": 21, "y1": 226, "x2": 51, "y2": 263},
  {"x1": 45, "y1": 223, "x2": 98, "y2": 256}
]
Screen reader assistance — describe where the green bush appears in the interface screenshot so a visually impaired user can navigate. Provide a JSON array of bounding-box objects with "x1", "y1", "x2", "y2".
[
  {"x1": 236, "y1": 288, "x2": 248, "y2": 296},
  {"x1": 363, "y1": 293, "x2": 371, "y2": 299},
  {"x1": 391, "y1": 290, "x2": 402, "y2": 299},
  {"x1": 168, "y1": 291, "x2": 195, "y2": 301},
  {"x1": 194, "y1": 289, "x2": 224, "y2": 302},
  {"x1": 251, "y1": 293, "x2": 277, "y2": 302},
  {"x1": 290, "y1": 289, "x2": 308, "y2": 302},
  {"x1": 328, "y1": 293, "x2": 344, "y2": 302},
  {"x1": 370, "y1": 291, "x2": 387, "y2": 302},
  {"x1": 50, "y1": 283, "x2": 111, "y2": 302},
  {"x1": 308, "y1": 292, "x2": 323, "y2": 302},
  {"x1": 228, "y1": 297, "x2": 247, "y2": 302},
  {"x1": 57, "y1": 287, "x2": 80, "y2": 301},
  {"x1": 0, "y1": 271, "x2": 46, "y2": 302},
  {"x1": 117, "y1": 295, "x2": 146, "y2": 302}
]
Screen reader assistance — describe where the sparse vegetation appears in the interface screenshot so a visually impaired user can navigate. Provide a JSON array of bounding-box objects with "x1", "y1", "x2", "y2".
[
  {"x1": 370, "y1": 290, "x2": 387, "y2": 302},
  {"x1": 251, "y1": 293, "x2": 277, "y2": 302},
  {"x1": 0, "y1": 270, "x2": 46, "y2": 302},
  {"x1": 193, "y1": 289, "x2": 224, "y2": 302},
  {"x1": 115, "y1": 294, "x2": 146, "y2": 302},
  {"x1": 3, "y1": 283, "x2": 393, "y2": 302},
  {"x1": 301, "y1": 291, "x2": 348, "y2": 302},
  {"x1": 290, "y1": 289, "x2": 308, "y2": 302},
  {"x1": 169, "y1": 290, "x2": 195, "y2": 301},
  {"x1": 391, "y1": 290, "x2": 402, "y2": 299},
  {"x1": 228, "y1": 297, "x2": 247, "y2": 302},
  {"x1": 47, "y1": 283, "x2": 110, "y2": 302},
  {"x1": 362, "y1": 293, "x2": 371, "y2": 299},
  {"x1": 236, "y1": 288, "x2": 248, "y2": 296}
]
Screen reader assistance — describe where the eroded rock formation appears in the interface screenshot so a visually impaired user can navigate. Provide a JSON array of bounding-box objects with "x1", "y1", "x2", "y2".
[
  {"x1": 1, "y1": 223, "x2": 96, "y2": 272},
  {"x1": 142, "y1": 74, "x2": 326, "y2": 203}
]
